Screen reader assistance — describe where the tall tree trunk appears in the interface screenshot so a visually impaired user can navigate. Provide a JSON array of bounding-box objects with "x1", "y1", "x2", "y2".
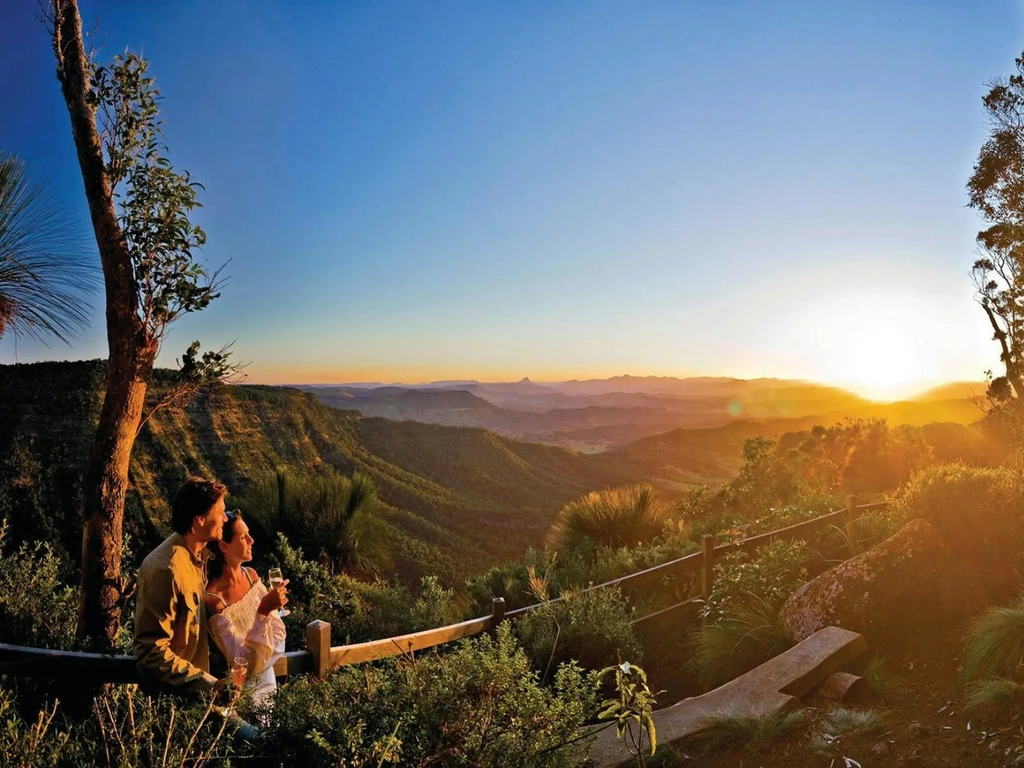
[{"x1": 52, "y1": 0, "x2": 154, "y2": 647}]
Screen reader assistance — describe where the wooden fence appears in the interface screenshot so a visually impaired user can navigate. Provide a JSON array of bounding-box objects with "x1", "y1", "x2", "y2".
[{"x1": 0, "y1": 496, "x2": 888, "y2": 684}]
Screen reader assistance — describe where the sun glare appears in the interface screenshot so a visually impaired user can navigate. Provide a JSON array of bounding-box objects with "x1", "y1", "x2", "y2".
[{"x1": 798, "y1": 301, "x2": 942, "y2": 402}]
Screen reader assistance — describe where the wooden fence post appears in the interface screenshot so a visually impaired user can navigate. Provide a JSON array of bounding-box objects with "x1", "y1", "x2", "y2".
[
  {"x1": 845, "y1": 494, "x2": 856, "y2": 529},
  {"x1": 491, "y1": 597, "x2": 506, "y2": 630},
  {"x1": 306, "y1": 620, "x2": 331, "y2": 679},
  {"x1": 700, "y1": 534, "x2": 715, "y2": 602}
]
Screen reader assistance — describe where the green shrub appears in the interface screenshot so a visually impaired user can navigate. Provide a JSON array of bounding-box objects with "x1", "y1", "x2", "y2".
[
  {"x1": 893, "y1": 463, "x2": 1024, "y2": 590},
  {"x1": 514, "y1": 586, "x2": 641, "y2": 676},
  {"x1": 546, "y1": 485, "x2": 670, "y2": 554},
  {"x1": 700, "y1": 539, "x2": 809, "y2": 624},
  {"x1": 689, "y1": 540, "x2": 807, "y2": 689},
  {"x1": 262, "y1": 624, "x2": 597, "y2": 768},
  {"x1": 0, "y1": 520, "x2": 77, "y2": 649},
  {"x1": 408, "y1": 575, "x2": 466, "y2": 631}
]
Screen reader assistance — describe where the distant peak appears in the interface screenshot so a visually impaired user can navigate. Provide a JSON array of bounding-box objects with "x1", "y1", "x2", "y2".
[{"x1": 519, "y1": 377, "x2": 532, "y2": 383}]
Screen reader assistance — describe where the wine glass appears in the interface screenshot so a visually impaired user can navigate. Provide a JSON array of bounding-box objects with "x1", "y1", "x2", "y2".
[
  {"x1": 267, "y1": 567, "x2": 290, "y2": 617},
  {"x1": 231, "y1": 656, "x2": 249, "y2": 688}
]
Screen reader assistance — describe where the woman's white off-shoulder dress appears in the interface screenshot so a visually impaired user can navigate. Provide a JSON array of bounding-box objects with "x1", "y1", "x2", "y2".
[{"x1": 207, "y1": 571, "x2": 287, "y2": 706}]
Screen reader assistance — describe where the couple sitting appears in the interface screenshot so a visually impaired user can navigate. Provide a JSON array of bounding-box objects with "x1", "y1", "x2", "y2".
[{"x1": 133, "y1": 477, "x2": 288, "y2": 707}]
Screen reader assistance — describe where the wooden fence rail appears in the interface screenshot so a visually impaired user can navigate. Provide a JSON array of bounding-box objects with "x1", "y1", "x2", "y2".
[{"x1": 0, "y1": 496, "x2": 888, "y2": 683}]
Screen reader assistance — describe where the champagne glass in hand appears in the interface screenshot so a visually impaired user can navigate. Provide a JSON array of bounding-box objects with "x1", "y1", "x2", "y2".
[{"x1": 268, "y1": 567, "x2": 290, "y2": 617}]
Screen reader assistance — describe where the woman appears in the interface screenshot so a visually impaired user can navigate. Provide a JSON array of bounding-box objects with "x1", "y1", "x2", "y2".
[{"x1": 205, "y1": 510, "x2": 288, "y2": 706}]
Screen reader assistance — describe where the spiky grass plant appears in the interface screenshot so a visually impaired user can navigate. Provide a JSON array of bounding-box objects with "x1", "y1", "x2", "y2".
[
  {"x1": 962, "y1": 594, "x2": 1024, "y2": 682},
  {"x1": 0, "y1": 152, "x2": 97, "y2": 344},
  {"x1": 695, "y1": 708, "x2": 806, "y2": 751},
  {"x1": 546, "y1": 484, "x2": 669, "y2": 554},
  {"x1": 688, "y1": 592, "x2": 794, "y2": 689},
  {"x1": 965, "y1": 678, "x2": 1024, "y2": 711},
  {"x1": 862, "y1": 655, "x2": 899, "y2": 698},
  {"x1": 821, "y1": 707, "x2": 884, "y2": 736},
  {"x1": 238, "y1": 468, "x2": 392, "y2": 576}
]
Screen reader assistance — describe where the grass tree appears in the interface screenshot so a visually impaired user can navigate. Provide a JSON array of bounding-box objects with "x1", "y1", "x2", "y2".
[
  {"x1": 545, "y1": 484, "x2": 669, "y2": 554},
  {"x1": 240, "y1": 468, "x2": 392, "y2": 576},
  {"x1": 0, "y1": 152, "x2": 96, "y2": 344}
]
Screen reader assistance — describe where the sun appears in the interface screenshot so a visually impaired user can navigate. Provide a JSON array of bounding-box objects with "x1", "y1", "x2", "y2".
[{"x1": 798, "y1": 301, "x2": 943, "y2": 402}]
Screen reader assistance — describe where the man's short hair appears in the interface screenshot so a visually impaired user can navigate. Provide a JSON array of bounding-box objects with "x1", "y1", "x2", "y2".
[{"x1": 170, "y1": 477, "x2": 228, "y2": 534}]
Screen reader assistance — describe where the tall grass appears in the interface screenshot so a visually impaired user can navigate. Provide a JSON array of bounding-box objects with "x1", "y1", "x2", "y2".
[
  {"x1": 546, "y1": 485, "x2": 669, "y2": 554},
  {"x1": 688, "y1": 592, "x2": 794, "y2": 689},
  {"x1": 962, "y1": 594, "x2": 1024, "y2": 682}
]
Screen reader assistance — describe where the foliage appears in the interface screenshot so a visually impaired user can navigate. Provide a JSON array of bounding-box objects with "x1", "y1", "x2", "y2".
[
  {"x1": 862, "y1": 655, "x2": 899, "y2": 699},
  {"x1": 87, "y1": 52, "x2": 219, "y2": 339},
  {"x1": 688, "y1": 541, "x2": 807, "y2": 689},
  {"x1": 408, "y1": 575, "x2": 465, "y2": 631},
  {"x1": 694, "y1": 709, "x2": 806, "y2": 751},
  {"x1": 241, "y1": 468, "x2": 392, "y2": 576},
  {"x1": 0, "y1": 520, "x2": 78, "y2": 649},
  {"x1": 689, "y1": 592, "x2": 794, "y2": 690},
  {"x1": 962, "y1": 592, "x2": 1024, "y2": 683},
  {"x1": 892, "y1": 463, "x2": 1024, "y2": 586},
  {"x1": 261, "y1": 624, "x2": 598, "y2": 768},
  {"x1": 263, "y1": 534, "x2": 357, "y2": 649},
  {"x1": 597, "y1": 661, "x2": 662, "y2": 767},
  {"x1": 514, "y1": 584, "x2": 641, "y2": 676},
  {"x1": 965, "y1": 49, "x2": 1024, "y2": 400},
  {"x1": 546, "y1": 484, "x2": 670, "y2": 554},
  {"x1": 700, "y1": 540, "x2": 809, "y2": 624},
  {"x1": 0, "y1": 152, "x2": 96, "y2": 344},
  {"x1": 0, "y1": 685, "x2": 234, "y2": 768}
]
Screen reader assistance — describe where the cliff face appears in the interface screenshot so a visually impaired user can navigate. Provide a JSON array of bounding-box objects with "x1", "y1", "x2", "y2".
[{"x1": 0, "y1": 361, "x2": 637, "y2": 583}]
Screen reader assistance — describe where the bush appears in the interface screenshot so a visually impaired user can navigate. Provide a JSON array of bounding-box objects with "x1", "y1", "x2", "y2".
[
  {"x1": 262, "y1": 624, "x2": 597, "y2": 768},
  {"x1": 0, "y1": 520, "x2": 78, "y2": 649},
  {"x1": 0, "y1": 685, "x2": 235, "y2": 767},
  {"x1": 514, "y1": 586, "x2": 641, "y2": 676},
  {"x1": 700, "y1": 540, "x2": 809, "y2": 625},
  {"x1": 546, "y1": 485, "x2": 670, "y2": 554},
  {"x1": 892, "y1": 463, "x2": 1024, "y2": 593},
  {"x1": 689, "y1": 540, "x2": 808, "y2": 689}
]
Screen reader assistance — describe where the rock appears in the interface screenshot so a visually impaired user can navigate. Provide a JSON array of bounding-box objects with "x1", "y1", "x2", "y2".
[{"x1": 779, "y1": 519, "x2": 968, "y2": 646}]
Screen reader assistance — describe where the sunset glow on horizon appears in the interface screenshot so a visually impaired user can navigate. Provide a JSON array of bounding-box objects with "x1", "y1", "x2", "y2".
[{"x1": 0, "y1": 2, "x2": 1019, "y2": 394}]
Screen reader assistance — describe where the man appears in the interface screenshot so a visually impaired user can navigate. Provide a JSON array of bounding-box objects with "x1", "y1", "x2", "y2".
[{"x1": 135, "y1": 476, "x2": 229, "y2": 696}]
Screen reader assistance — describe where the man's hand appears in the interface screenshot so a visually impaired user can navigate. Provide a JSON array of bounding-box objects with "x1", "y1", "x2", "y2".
[{"x1": 257, "y1": 579, "x2": 289, "y2": 616}]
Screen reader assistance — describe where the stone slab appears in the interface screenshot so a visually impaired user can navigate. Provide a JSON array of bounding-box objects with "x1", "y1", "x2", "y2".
[{"x1": 584, "y1": 626, "x2": 868, "y2": 767}]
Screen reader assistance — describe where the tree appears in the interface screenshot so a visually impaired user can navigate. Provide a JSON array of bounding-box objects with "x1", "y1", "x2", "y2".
[
  {"x1": 49, "y1": 0, "x2": 227, "y2": 646},
  {"x1": 967, "y1": 51, "x2": 1024, "y2": 401},
  {"x1": 0, "y1": 152, "x2": 97, "y2": 344}
]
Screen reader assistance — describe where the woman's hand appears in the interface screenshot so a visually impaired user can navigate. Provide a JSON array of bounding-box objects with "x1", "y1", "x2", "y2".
[{"x1": 257, "y1": 579, "x2": 289, "y2": 616}]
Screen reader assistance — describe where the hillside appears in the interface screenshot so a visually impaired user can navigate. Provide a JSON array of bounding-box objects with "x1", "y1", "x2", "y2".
[{"x1": 0, "y1": 361, "x2": 638, "y2": 584}]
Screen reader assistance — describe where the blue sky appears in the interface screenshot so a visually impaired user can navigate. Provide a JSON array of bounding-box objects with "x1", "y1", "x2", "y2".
[{"x1": 1, "y1": 1, "x2": 1021, "y2": 398}]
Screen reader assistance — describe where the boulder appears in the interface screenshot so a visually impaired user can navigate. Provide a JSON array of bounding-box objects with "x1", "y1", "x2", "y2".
[{"x1": 779, "y1": 518, "x2": 967, "y2": 646}]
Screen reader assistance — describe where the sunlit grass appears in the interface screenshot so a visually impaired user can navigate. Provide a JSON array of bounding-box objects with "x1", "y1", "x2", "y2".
[{"x1": 545, "y1": 484, "x2": 669, "y2": 553}]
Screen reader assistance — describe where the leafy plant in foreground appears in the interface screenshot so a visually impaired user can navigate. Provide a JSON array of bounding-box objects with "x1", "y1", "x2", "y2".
[{"x1": 597, "y1": 661, "x2": 663, "y2": 768}]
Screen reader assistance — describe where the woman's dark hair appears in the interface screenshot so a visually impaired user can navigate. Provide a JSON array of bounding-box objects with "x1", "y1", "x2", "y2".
[
  {"x1": 207, "y1": 509, "x2": 242, "y2": 581},
  {"x1": 171, "y1": 476, "x2": 228, "y2": 534}
]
